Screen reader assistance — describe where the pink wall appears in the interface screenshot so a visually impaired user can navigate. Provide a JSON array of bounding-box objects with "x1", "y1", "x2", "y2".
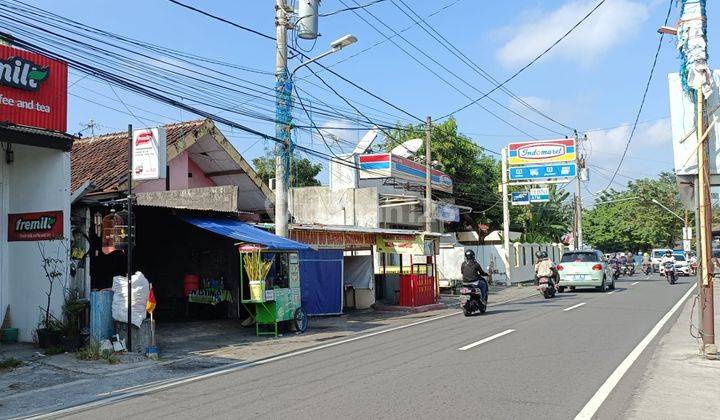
[{"x1": 135, "y1": 151, "x2": 216, "y2": 193}]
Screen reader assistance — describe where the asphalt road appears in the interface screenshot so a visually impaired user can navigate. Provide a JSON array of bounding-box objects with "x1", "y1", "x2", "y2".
[{"x1": 49, "y1": 274, "x2": 694, "y2": 420}]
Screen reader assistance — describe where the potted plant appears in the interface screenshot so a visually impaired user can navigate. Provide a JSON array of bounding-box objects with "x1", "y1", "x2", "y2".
[
  {"x1": 60, "y1": 292, "x2": 86, "y2": 352},
  {"x1": 244, "y1": 251, "x2": 273, "y2": 302},
  {"x1": 36, "y1": 241, "x2": 69, "y2": 349}
]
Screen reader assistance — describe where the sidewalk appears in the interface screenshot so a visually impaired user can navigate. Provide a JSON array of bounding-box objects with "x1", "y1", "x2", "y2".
[
  {"x1": 0, "y1": 283, "x2": 538, "y2": 418},
  {"x1": 625, "y1": 283, "x2": 720, "y2": 419}
]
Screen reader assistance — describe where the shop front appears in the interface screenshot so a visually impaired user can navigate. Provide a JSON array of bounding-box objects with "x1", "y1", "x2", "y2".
[{"x1": 0, "y1": 43, "x2": 75, "y2": 342}]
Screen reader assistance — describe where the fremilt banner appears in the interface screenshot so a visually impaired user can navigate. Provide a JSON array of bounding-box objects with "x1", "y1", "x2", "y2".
[
  {"x1": 0, "y1": 45, "x2": 68, "y2": 132},
  {"x1": 8, "y1": 211, "x2": 64, "y2": 241},
  {"x1": 132, "y1": 127, "x2": 167, "y2": 180}
]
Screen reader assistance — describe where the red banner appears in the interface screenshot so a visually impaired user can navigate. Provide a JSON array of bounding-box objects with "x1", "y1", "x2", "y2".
[
  {"x1": 8, "y1": 211, "x2": 64, "y2": 241},
  {"x1": 0, "y1": 45, "x2": 68, "y2": 132}
]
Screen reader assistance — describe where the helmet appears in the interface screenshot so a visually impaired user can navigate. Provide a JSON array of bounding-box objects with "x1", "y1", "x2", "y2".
[
  {"x1": 464, "y1": 250, "x2": 475, "y2": 261},
  {"x1": 665, "y1": 250, "x2": 673, "y2": 256},
  {"x1": 541, "y1": 251, "x2": 548, "y2": 259},
  {"x1": 643, "y1": 252, "x2": 649, "y2": 257},
  {"x1": 535, "y1": 251, "x2": 544, "y2": 259}
]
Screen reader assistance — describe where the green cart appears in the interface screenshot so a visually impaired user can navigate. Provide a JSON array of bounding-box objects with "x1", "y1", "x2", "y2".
[{"x1": 239, "y1": 246, "x2": 309, "y2": 336}]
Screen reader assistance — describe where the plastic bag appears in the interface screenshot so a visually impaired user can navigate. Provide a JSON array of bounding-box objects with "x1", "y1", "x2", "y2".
[{"x1": 112, "y1": 271, "x2": 150, "y2": 327}]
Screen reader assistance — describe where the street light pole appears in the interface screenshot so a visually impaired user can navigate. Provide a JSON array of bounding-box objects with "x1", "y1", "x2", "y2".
[
  {"x1": 425, "y1": 116, "x2": 432, "y2": 233},
  {"x1": 274, "y1": 0, "x2": 291, "y2": 238}
]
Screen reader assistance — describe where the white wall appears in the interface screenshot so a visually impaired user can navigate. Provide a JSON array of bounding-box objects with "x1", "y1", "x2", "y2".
[
  {"x1": 1, "y1": 144, "x2": 71, "y2": 342},
  {"x1": 437, "y1": 242, "x2": 565, "y2": 286}
]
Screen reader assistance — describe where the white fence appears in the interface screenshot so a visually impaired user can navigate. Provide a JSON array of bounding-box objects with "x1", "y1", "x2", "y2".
[{"x1": 437, "y1": 242, "x2": 565, "y2": 286}]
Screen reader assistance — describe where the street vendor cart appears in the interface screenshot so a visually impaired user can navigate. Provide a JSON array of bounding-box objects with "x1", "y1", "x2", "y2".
[{"x1": 239, "y1": 245, "x2": 309, "y2": 336}]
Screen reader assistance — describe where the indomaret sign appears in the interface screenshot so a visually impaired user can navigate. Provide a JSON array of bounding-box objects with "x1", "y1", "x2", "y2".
[{"x1": 0, "y1": 45, "x2": 68, "y2": 132}]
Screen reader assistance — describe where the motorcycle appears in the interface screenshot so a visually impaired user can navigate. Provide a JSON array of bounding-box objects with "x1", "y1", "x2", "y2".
[
  {"x1": 459, "y1": 280, "x2": 487, "y2": 316},
  {"x1": 611, "y1": 263, "x2": 621, "y2": 281},
  {"x1": 623, "y1": 262, "x2": 635, "y2": 276},
  {"x1": 642, "y1": 262, "x2": 652, "y2": 275},
  {"x1": 537, "y1": 276, "x2": 556, "y2": 299},
  {"x1": 664, "y1": 261, "x2": 677, "y2": 285}
]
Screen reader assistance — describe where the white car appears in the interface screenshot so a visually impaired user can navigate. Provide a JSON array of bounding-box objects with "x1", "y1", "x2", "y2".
[{"x1": 659, "y1": 255, "x2": 690, "y2": 276}]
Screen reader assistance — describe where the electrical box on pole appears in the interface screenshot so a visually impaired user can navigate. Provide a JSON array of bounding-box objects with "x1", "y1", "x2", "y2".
[{"x1": 297, "y1": 0, "x2": 320, "y2": 40}]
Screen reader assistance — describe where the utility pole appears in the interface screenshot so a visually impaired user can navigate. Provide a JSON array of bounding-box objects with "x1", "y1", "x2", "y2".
[
  {"x1": 126, "y1": 124, "x2": 133, "y2": 352},
  {"x1": 501, "y1": 147, "x2": 511, "y2": 286},
  {"x1": 574, "y1": 132, "x2": 583, "y2": 250},
  {"x1": 275, "y1": 0, "x2": 292, "y2": 238},
  {"x1": 425, "y1": 116, "x2": 432, "y2": 233},
  {"x1": 697, "y1": 88, "x2": 716, "y2": 358}
]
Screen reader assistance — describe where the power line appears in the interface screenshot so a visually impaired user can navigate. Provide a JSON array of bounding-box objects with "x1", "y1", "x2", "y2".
[
  {"x1": 438, "y1": 0, "x2": 607, "y2": 120},
  {"x1": 602, "y1": 0, "x2": 674, "y2": 190},
  {"x1": 339, "y1": 0, "x2": 538, "y2": 139},
  {"x1": 166, "y1": 0, "x2": 425, "y2": 124},
  {"x1": 390, "y1": 0, "x2": 575, "y2": 134},
  {"x1": 320, "y1": 0, "x2": 388, "y2": 17}
]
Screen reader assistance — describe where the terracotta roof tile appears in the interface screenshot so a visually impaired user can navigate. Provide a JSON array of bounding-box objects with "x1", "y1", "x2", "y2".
[{"x1": 71, "y1": 119, "x2": 206, "y2": 193}]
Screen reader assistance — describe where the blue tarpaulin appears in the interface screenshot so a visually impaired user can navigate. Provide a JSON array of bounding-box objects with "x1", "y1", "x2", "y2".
[
  {"x1": 181, "y1": 217, "x2": 310, "y2": 251},
  {"x1": 300, "y1": 249, "x2": 343, "y2": 315}
]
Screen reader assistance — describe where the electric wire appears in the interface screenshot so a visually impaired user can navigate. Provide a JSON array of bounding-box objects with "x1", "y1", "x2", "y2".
[{"x1": 438, "y1": 0, "x2": 608, "y2": 120}]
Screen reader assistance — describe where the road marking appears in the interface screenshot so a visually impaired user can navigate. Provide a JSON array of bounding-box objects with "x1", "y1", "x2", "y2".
[
  {"x1": 632, "y1": 281, "x2": 640, "y2": 285},
  {"x1": 574, "y1": 283, "x2": 697, "y2": 420},
  {"x1": 458, "y1": 329, "x2": 515, "y2": 351},
  {"x1": 563, "y1": 302, "x2": 586, "y2": 312},
  {"x1": 25, "y1": 293, "x2": 539, "y2": 419}
]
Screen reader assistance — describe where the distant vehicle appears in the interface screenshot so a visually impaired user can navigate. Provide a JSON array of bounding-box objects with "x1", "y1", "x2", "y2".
[
  {"x1": 660, "y1": 254, "x2": 690, "y2": 276},
  {"x1": 651, "y1": 248, "x2": 672, "y2": 272},
  {"x1": 557, "y1": 250, "x2": 614, "y2": 292}
]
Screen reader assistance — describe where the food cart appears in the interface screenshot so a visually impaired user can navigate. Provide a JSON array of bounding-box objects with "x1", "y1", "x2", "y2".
[{"x1": 239, "y1": 244, "x2": 309, "y2": 336}]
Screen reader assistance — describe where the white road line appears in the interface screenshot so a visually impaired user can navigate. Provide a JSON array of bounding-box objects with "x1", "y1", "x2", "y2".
[
  {"x1": 564, "y1": 302, "x2": 586, "y2": 312},
  {"x1": 574, "y1": 283, "x2": 697, "y2": 420},
  {"x1": 25, "y1": 294, "x2": 538, "y2": 419},
  {"x1": 632, "y1": 281, "x2": 640, "y2": 285},
  {"x1": 458, "y1": 329, "x2": 515, "y2": 351}
]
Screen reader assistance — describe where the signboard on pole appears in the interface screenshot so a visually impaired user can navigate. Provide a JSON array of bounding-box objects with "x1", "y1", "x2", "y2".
[
  {"x1": 529, "y1": 187, "x2": 550, "y2": 203},
  {"x1": 508, "y1": 163, "x2": 576, "y2": 181},
  {"x1": 132, "y1": 127, "x2": 167, "y2": 180},
  {"x1": 0, "y1": 45, "x2": 68, "y2": 132},
  {"x1": 508, "y1": 139, "x2": 576, "y2": 165},
  {"x1": 511, "y1": 191, "x2": 530, "y2": 206}
]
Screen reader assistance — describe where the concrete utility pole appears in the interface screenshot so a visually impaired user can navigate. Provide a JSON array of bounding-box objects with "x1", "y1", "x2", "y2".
[
  {"x1": 501, "y1": 147, "x2": 512, "y2": 285},
  {"x1": 275, "y1": 0, "x2": 291, "y2": 237},
  {"x1": 574, "y1": 132, "x2": 583, "y2": 250},
  {"x1": 425, "y1": 116, "x2": 432, "y2": 233}
]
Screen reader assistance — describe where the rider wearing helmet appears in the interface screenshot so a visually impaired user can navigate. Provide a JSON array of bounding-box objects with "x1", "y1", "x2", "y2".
[
  {"x1": 661, "y1": 250, "x2": 676, "y2": 264},
  {"x1": 461, "y1": 250, "x2": 489, "y2": 301},
  {"x1": 534, "y1": 251, "x2": 557, "y2": 286}
]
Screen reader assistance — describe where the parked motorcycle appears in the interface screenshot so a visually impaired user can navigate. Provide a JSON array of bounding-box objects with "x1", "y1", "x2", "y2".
[
  {"x1": 664, "y1": 261, "x2": 677, "y2": 285},
  {"x1": 537, "y1": 276, "x2": 557, "y2": 299},
  {"x1": 459, "y1": 280, "x2": 487, "y2": 316}
]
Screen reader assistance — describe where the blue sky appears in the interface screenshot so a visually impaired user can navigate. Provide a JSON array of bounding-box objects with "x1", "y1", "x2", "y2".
[{"x1": 12, "y1": 0, "x2": 719, "y2": 194}]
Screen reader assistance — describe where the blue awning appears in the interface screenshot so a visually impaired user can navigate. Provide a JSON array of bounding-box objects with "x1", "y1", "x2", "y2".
[{"x1": 181, "y1": 216, "x2": 310, "y2": 251}]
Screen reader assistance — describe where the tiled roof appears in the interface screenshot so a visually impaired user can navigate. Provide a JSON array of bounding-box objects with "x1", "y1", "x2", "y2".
[{"x1": 71, "y1": 119, "x2": 206, "y2": 193}]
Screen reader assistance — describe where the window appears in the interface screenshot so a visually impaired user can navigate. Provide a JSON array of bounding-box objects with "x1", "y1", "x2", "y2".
[{"x1": 560, "y1": 252, "x2": 599, "y2": 263}]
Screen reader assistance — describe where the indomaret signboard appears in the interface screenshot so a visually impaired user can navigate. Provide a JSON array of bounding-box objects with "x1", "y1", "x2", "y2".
[{"x1": 0, "y1": 45, "x2": 68, "y2": 132}]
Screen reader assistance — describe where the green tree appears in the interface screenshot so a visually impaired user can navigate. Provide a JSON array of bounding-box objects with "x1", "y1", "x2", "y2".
[
  {"x1": 252, "y1": 151, "x2": 322, "y2": 188},
  {"x1": 517, "y1": 186, "x2": 572, "y2": 243},
  {"x1": 384, "y1": 118, "x2": 502, "y2": 231},
  {"x1": 583, "y1": 172, "x2": 687, "y2": 252}
]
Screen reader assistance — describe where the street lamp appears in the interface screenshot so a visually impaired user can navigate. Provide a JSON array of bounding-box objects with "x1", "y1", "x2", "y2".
[
  {"x1": 290, "y1": 34, "x2": 357, "y2": 79},
  {"x1": 651, "y1": 199, "x2": 685, "y2": 224}
]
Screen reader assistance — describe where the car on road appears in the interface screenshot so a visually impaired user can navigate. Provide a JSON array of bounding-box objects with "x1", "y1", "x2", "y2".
[
  {"x1": 659, "y1": 254, "x2": 691, "y2": 276},
  {"x1": 651, "y1": 248, "x2": 672, "y2": 272},
  {"x1": 557, "y1": 250, "x2": 615, "y2": 292}
]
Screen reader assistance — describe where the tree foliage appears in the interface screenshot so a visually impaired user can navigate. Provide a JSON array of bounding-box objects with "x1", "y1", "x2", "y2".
[
  {"x1": 583, "y1": 172, "x2": 688, "y2": 252},
  {"x1": 252, "y1": 151, "x2": 322, "y2": 188},
  {"x1": 517, "y1": 186, "x2": 572, "y2": 243},
  {"x1": 384, "y1": 118, "x2": 502, "y2": 230}
]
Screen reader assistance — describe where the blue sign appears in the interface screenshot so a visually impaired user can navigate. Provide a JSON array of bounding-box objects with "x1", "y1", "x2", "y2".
[
  {"x1": 529, "y1": 187, "x2": 550, "y2": 203},
  {"x1": 508, "y1": 163, "x2": 576, "y2": 181},
  {"x1": 511, "y1": 191, "x2": 530, "y2": 205}
]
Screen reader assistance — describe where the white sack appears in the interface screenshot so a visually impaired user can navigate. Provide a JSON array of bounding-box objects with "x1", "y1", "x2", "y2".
[{"x1": 112, "y1": 271, "x2": 150, "y2": 327}]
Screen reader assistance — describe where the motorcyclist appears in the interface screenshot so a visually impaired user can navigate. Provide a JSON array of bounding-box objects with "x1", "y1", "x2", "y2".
[
  {"x1": 534, "y1": 251, "x2": 557, "y2": 287},
  {"x1": 619, "y1": 253, "x2": 628, "y2": 265},
  {"x1": 661, "y1": 250, "x2": 676, "y2": 266},
  {"x1": 642, "y1": 252, "x2": 651, "y2": 272},
  {"x1": 461, "y1": 250, "x2": 489, "y2": 302}
]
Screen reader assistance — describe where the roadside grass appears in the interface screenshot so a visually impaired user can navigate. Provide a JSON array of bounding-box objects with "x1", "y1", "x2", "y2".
[
  {"x1": 0, "y1": 357, "x2": 23, "y2": 371},
  {"x1": 77, "y1": 342, "x2": 120, "y2": 365}
]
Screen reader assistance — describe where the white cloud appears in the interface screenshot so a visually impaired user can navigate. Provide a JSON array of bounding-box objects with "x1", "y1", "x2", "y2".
[
  {"x1": 583, "y1": 118, "x2": 673, "y2": 188},
  {"x1": 496, "y1": 0, "x2": 650, "y2": 68}
]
